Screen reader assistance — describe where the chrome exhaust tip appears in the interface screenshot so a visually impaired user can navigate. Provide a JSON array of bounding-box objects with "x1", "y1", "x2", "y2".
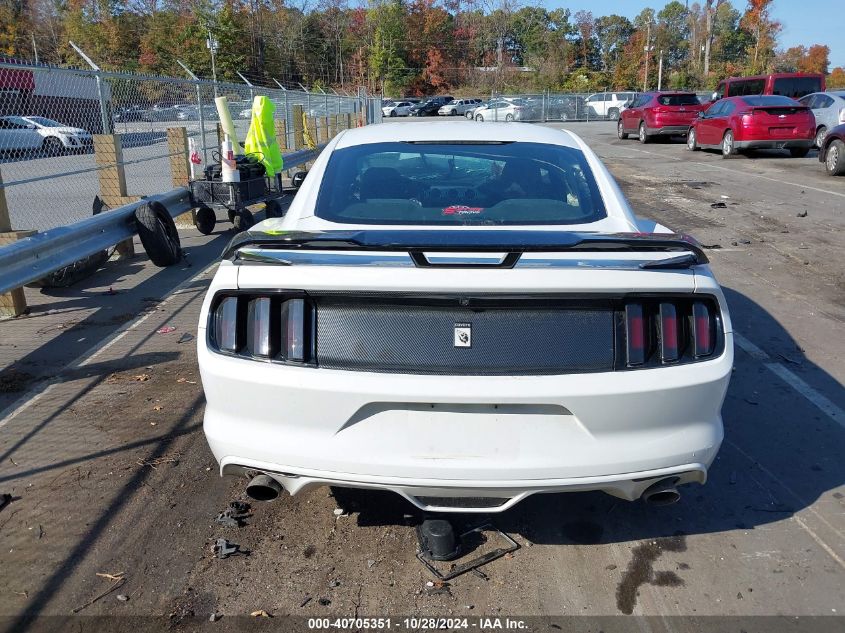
[
  {"x1": 642, "y1": 478, "x2": 681, "y2": 506},
  {"x1": 246, "y1": 474, "x2": 282, "y2": 502}
]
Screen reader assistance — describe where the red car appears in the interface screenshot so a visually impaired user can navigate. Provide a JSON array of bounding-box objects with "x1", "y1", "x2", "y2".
[
  {"x1": 687, "y1": 95, "x2": 815, "y2": 158},
  {"x1": 618, "y1": 92, "x2": 706, "y2": 143}
]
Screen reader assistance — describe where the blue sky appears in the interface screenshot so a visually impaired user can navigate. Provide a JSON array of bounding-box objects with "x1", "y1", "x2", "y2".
[{"x1": 548, "y1": 0, "x2": 843, "y2": 69}]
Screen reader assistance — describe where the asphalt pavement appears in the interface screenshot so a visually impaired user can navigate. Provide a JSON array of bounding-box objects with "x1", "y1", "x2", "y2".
[{"x1": 0, "y1": 120, "x2": 842, "y2": 630}]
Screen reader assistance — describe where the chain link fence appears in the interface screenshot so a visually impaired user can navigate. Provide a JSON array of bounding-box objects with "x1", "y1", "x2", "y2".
[
  {"x1": 445, "y1": 90, "x2": 713, "y2": 123},
  {"x1": 0, "y1": 59, "x2": 375, "y2": 232}
]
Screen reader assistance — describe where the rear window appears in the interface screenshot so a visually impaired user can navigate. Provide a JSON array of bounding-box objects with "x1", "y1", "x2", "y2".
[
  {"x1": 315, "y1": 141, "x2": 607, "y2": 226},
  {"x1": 656, "y1": 94, "x2": 700, "y2": 106},
  {"x1": 742, "y1": 95, "x2": 800, "y2": 107},
  {"x1": 772, "y1": 76, "x2": 822, "y2": 99},
  {"x1": 729, "y1": 79, "x2": 765, "y2": 96}
]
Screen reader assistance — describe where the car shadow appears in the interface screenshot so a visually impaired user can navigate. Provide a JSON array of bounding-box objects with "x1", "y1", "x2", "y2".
[{"x1": 329, "y1": 284, "x2": 844, "y2": 548}]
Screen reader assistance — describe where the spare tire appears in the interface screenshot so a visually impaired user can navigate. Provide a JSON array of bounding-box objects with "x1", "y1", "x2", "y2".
[{"x1": 135, "y1": 201, "x2": 182, "y2": 266}]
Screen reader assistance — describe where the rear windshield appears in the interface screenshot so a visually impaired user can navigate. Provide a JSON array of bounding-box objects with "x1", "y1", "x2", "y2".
[
  {"x1": 742, "y1": 95, "x2": 801, "y2": 107},
  {"x1": 656, "y1": 93, "x2": 700, "y2": 106},
  {"x1": 314, "y1": 141, "x2": 607, "y2": 226}
]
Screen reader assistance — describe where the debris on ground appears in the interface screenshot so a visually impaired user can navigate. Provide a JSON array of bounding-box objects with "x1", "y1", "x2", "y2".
[
  {"x1": 209, "y1": 613, "x2": 220, "y2": 622},
  {"x1": 0, "y1": 494, "x2": 12, "y2": 513},
  {"x1": 136, "y1": 455, "x2": 179, "y2": 469},
  {"x1": 367, "y1": 559, "x2": 376, "y2": 568},
  {"x1": 95, "y1": 572, "x2": 125, "y2": 581},
  {"x1": 132, "y1": 374, "x2": 151, "y2": 382},
  {"x1": 214, "y1": 538, "x2": 249, "y2": 559},
  {"x1": 72, "y1": 574, "x2": 126, "y2": 613},
  {"x1": 177, "y1": 333, "x2": 194, "y2": 344},
  {"x1": 299, "y1": 596, "x2": 312, "y2": 608},
  {"x1": 710, "y1": 202, "x2": 727, "y2": 209},
  {"x1": 215, "y1": 501, "x2": 252, "y2": 528},
  {"x1": 0, "y1": 369, "x2": 35, "y2": 393},
  {"x1": 176, "y1": 377, "x2": 197, "y2": 384},
  {"x1": 333, "y1": 508, "x2": 345, "y2": 516},
  {"x1": 797, "y1": 210, "x2": 808, "y2": 218},
  {"x1": 318, "y1": 598, "x2": 332, "y2": 606},
  {"x1": 157, "y1": 325, "x2": 177, "y2": 334},
  {"x1": 250, "y1": 610, "x2": 272, "y2": 618},
  {"x1": 116, "y1": 594, "x2": 129, "y2": 602}
]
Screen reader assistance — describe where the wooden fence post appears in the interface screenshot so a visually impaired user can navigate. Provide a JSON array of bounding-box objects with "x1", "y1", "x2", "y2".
[
  {"x1": 167, "y1": 127, "x2": 195, "y2": 228},
  {"x1": 276, "y1": 119, "x2": 288, "y2": 152},
  {"x1": 93, "y1": 134, "x2": 136, "y2": 258},
  {"x1": 292, "y1": 105, "x2": 304, "y2": 150},
  {"x1": 0, "y1": 166, "x2": 33, "y2": 317}
]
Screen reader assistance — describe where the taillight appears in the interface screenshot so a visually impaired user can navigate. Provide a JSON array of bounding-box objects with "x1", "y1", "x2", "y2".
[
  {"x1": 211, "y1": 294, "x2": 311, "y2": 363},
  {"x1": 622, "y1": 297, "x2": 721, "y2": 368},
  {"x1": 625, "y1": 303, "x2": 645, "y2": 367},
  {"x1": 213, "y1": 296, "x2": 240, "y2": 353},
  {"x1": 659, "y1": 302, "x2": 679, "y2": 362},
  {"x1": 282, "y1": 298, "x2": 306, "y2": 362},
  {"x1": 246, "y1": 297, "x2": 274, "y2": 358},
  {"x1": 692, "y1": 301, "x2": 715, "y2": 358}
]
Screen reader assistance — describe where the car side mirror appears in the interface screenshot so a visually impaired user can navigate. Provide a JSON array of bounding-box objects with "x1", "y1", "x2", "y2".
[
  {"x1": 697, "y1": 111, "x2": 705, "y2": 119},
  {"x1": 291, "y1": 171, "x2": 307, "y2": 189}
]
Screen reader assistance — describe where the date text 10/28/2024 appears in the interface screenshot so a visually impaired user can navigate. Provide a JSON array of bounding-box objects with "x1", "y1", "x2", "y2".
[{"x1": 307, "y1": 618, "x2": 529, "y2": 630}]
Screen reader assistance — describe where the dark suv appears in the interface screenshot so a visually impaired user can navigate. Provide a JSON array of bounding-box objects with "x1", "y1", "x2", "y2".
[{"x1": 410, "y1": 96, "x2": 454, "y2": 117}]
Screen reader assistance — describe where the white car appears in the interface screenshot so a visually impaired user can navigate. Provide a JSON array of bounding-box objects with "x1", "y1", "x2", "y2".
[
  {"x1": 584, "y1": 92, "x2": 636, "y2": 120},
  {"x1": 472, "y1": 99, "x2": 528, "y2": 122},
  {"x1": 439, "y1": 99, "x2": 482, "y2": 116},
  {"x1": 0, "y1": 116, "x2": 92, "y2": 155},
  {"x1": 199, "y1": 121, "x2": 733, "y2": 513},
  {"x1": 382, "y1": 101, "x2": 414, "y2": 117}
]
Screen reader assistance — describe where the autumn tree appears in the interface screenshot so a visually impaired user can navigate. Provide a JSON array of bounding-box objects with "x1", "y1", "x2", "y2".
[{"x1": 741, "y1": 0, "x2": 780, "y2": 73}]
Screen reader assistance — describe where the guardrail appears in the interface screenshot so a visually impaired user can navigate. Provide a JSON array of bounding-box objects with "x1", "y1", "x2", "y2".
[{"x1": 0, "y1": 145, "x2": 325, "y2": 296}]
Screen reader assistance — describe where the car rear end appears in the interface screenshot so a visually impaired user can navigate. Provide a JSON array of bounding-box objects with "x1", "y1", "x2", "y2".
[
  {"x1": 734, "y1": 97, "x2": 815, "y2": 149},
  {"x1": 200, "y1": 233, "x2": 732, "y2": 513},
  {"x1": 645, "y1": 93, "x2": 705, "y2": 136}
]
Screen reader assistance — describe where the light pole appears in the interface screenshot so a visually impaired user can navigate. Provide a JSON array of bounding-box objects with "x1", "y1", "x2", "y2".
[
  {"x1": 657, "y1": 50, "x2": 664, "y2": 90},
  {"x1": 206, "y1": 29, "x2": 219, "y2": 97},
  {"x1": 643, "y1": 21, "x2": 654, "y2": 92}
]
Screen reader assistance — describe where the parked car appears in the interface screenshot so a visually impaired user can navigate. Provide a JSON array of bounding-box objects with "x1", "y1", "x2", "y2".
[
  {"x1": 818, "y1": 123, "x2": 845, "y2": 176},
  {"x1": 797, "y1": 91, "x2": 845, "y2": 147},
  {"x1": 547, "y1": 95, "x2": 585, "y2": 121},
  {"x1": 712, "y1": 73, "x2": 825, "y2": 101},
  {"x1": 198, "y1": 120, "x2": 733, "y2": 513},
  {"x1": 618, "y1": 92, "x2": 706, "y2": 143},
  {"x1": 472, "y1": 99, "x2": 527, "y2": 122},
  {"x1": 465, "y1": 101, "x2": 489, "y2": 119},
  {"x1": 410, "y1": 96, "x2": 454, "y2": 116},
  {"x1": 584, "y1": 92, "x2": 636, "y2": 120},
  {"x1": 177, "y1": 105, "x2": 219, "y2": 121},
  {"x1": 0, "y1": 116, "x2": 92, "y2": 155},
  {"x1": 438, "y1": 99, "x2": 482, "y2": 116},
  {"x1": 383, "y1": 101, "x2": 415, "y2": 117},
  {"x1": 113, "y1": 106, "x2": 146, "y2": 123},
  {"x1": 687, "y1": 95, "x2": 815, "y2": 158}
]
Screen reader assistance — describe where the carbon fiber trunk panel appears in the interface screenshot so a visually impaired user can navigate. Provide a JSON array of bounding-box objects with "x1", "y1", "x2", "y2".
[{"x1": 314, "y1": 298, "x2": 615, "y2": 375}]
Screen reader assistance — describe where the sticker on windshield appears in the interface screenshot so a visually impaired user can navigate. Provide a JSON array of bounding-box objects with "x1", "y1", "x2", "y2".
[{"x1": 442, "y1": 205, "x2": 484, "y2": 216}]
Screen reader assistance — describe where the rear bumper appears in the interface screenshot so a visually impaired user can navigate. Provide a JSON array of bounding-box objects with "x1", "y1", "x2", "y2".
[
  {"x1": 735, "y1": 139, "x2": 813, "y2": 149},
  {"x1": 646, "y1": 125, "x2": 691, "y2": 136},
  {"x1": 200, "y1": 335, "x2": 732, "y2": 512}
]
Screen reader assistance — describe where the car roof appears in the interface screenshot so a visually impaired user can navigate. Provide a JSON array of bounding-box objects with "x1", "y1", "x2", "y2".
[{"x1": 335, "y1": 121, "x2": 581, "y2": 149}]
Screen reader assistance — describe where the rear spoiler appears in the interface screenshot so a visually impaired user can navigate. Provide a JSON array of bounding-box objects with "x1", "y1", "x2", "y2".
[{"x1": 222, "y1": 230, "x2": 709, "y2": 267}]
